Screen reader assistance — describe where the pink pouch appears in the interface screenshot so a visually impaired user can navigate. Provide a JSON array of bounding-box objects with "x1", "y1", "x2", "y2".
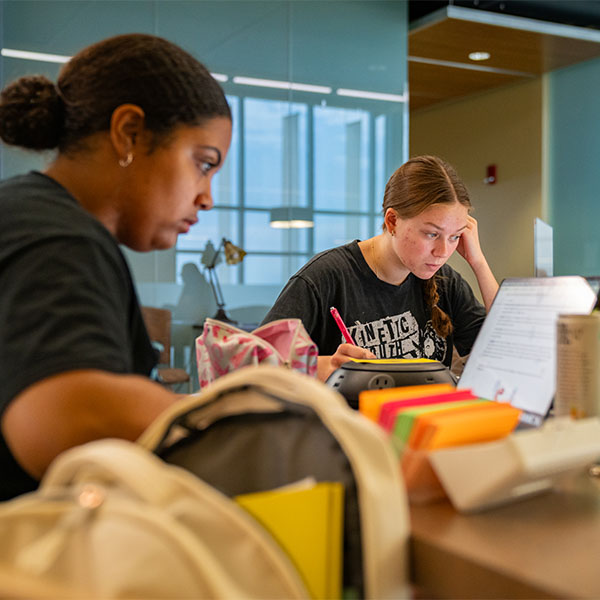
[{"x1": 196, "y1": 318, "x2": 319, "y2": 389}]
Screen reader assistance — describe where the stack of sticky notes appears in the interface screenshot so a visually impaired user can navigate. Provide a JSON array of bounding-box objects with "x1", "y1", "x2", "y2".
[
  {"x1": 359, "y1": 385, "x2": 522, "y2": 502},
  {"x1": 235, "y1": 479, "x2": 344, "y2": 600},
  {"x1": 359, "y1": 383, "x2": 456, "y2": 424}
]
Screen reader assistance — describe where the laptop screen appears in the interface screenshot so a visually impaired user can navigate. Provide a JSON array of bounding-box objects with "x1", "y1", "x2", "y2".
[
  {"x1": 534, "y1": 217, "x2": 553, "y2": 277},
  {"x1": 585, "y1": 276, "x2": 600, "y2": 309},
  {"x1": 458, "y1": 277, "x2": 597, "y2": 426}
]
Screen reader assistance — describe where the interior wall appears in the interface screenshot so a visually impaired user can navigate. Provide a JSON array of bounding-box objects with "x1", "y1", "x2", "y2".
[
  {"x1": 547, "y1": 56, "x2": 600, "y2": 277},
  {"x1": 409, "y1": 78, "x2": 543, "y2": 297}
]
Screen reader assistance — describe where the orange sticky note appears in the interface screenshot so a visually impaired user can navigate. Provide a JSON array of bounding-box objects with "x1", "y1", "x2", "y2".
[
  {"x1": 408, "y1": 403, "x2": 522, "y2": 451},
  {"x1": 378, "y1": 388, "x2": 476, "y2": 432},
  {"x1": 390, "y1": 399, "x2": 489, "y2": 456},
  {"x1": 359, "y1": 383, "x2": 455, "y2": 422}
]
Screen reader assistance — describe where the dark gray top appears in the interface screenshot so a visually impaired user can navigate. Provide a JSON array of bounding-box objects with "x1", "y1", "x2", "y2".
[
  {"x1": 262, "y1": 240, "x2": 486, "y2": 364},
  {"x1": 0, "y1": 172, "x2": 156, "y2": 500}
]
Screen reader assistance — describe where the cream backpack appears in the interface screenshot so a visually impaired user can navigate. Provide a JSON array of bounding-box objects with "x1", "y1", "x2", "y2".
[
  {"x1": 138, "y1": 366, "x2": 411, "y2": 599},
  {"x1": 0, "y1": 438, "x2": 309, "y2": 599},
  {"x1": 0, "y1": 367, "x2": 410, "y2": 599}
]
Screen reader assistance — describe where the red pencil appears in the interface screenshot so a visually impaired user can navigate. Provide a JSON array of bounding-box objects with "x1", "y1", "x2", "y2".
[{"x1": 330, "y1": 306, "x2": 357, "y2": 345}]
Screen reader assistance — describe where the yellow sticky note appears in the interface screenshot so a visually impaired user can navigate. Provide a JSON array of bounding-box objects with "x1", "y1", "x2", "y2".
[{"x1": 348, "y1": 358, "x2": 437, "y2": 364}]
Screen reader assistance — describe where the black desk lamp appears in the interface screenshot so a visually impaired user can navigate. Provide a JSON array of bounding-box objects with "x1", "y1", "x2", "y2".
[{"x1": 201, "y1": 238, "x2": 246, "y2": 323}]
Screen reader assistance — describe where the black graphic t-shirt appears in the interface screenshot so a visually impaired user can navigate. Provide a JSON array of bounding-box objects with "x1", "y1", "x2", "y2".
[{"x1": 261, "y1": 240, "x2": 486, "y2": 367}]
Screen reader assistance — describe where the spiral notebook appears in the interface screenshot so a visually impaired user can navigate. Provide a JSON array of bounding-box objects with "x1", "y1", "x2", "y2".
[{"x1": 458, "y1": 276, "x2": 597, "y2": 428}]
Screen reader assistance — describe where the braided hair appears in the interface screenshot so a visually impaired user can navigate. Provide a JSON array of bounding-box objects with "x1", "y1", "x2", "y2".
[
  {"x1": 382, "y1": 155, "x2": 472, "y2": 338},
  {"x1": 0, "y1": 33, "x2": 231, "y2": 154}
]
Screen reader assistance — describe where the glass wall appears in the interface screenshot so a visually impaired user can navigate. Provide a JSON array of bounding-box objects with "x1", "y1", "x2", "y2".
[
  {"x1": 546, "y1": 56, "x2": 600, "y2": 277},
  {"x1": 1, "y1": 0, "x2": 408, "y2": 371}
]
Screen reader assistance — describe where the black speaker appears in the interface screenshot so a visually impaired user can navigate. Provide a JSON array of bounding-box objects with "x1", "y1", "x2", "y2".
[{"x1": 325, "y1": 359, "x2": 456, "y2": 410}]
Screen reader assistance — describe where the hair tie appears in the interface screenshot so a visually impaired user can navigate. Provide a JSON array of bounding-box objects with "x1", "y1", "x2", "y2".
[{"x1": 54, "y1": 83, "x2": 67, "y2": 105}]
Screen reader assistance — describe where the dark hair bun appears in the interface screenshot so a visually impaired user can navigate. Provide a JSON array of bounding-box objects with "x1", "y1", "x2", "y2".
[{"x1": 0, "y1": 75, "x2": 63, "y2": 149}]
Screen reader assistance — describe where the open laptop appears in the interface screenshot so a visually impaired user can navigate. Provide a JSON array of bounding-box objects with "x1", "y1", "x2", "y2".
[{"x1": 458, "y1": 276, "x2": 598, "y2": 428}]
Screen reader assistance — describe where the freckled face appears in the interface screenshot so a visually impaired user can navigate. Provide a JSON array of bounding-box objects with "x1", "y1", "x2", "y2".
[
  {"x1": 392, "y1": 202, "x2": 469, "y2": 279},
  {"x1": 115, "y1": 117, "x2": 232, "y2": 251}
]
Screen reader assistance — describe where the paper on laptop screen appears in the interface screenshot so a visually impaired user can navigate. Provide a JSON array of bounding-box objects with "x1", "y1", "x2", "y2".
[{"x1": 459, "y1": 277, "x2": 597, "y2": 420}]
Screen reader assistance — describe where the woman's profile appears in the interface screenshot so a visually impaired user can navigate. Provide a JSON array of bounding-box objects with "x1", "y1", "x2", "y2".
[{"x1": 0, "y1": 33, "x2": 232, "y2": 500}]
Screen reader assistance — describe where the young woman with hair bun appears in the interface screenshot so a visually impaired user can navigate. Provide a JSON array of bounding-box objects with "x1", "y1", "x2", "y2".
[
  {"x1": 261, "y1": 155, "x2": 498, "y2": 381},
  {"x1": 0, "y1": 33, "x2": 232, "y2": 499}
]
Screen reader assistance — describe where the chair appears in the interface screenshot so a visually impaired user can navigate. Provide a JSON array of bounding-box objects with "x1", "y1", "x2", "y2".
[
  {"x1": 226, "y1": 304, "x2": 271, "y2": 327},
  {"x1": 141, "y1": 306, "x2": 191, "y2": 392}
]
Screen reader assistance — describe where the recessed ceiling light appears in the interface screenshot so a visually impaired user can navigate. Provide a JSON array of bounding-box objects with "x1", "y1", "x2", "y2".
[
  {"x1": 211, "y1": 73, "x2": 228, "y2": 83},
  {"x1": 336, "y1": 88, "x2": 407, "y2": 103},
  {"x1": 1, "y1": 48, "x2": 70, "y2": 63},
  {"x1": 232, "y1": 76, "x2": 331, "y2": 94},
  {"x1": 2, "y1": 47, "x2": 228, "y2": 83},
  {"x1": 469, "y1": 51, "x2": 491, "y2": 61}
]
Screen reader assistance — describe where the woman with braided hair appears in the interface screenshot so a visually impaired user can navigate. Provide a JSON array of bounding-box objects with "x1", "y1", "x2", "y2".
[
  {"x1": 0, "y1": 33, "x2": 231, "y2": 499},
  {"x1": 261, "y1": 155, "x2": 498, "y2": 381}
]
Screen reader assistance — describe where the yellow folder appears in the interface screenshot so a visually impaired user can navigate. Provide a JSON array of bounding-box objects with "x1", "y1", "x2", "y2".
[{"x1": 236, "y1": 480, "x2": 344, "y2": 600}]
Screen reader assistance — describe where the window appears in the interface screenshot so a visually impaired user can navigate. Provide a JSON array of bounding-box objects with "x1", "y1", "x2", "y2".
[
  {"x1": 2, "y1": 0, "x2": 408, "y2": 292},
  {"x1": 176, "y1": 94, "x2": 392, "y2": 285},
  {"x1": 314, "y1": 105, "x2": 370, "y2": 212}
]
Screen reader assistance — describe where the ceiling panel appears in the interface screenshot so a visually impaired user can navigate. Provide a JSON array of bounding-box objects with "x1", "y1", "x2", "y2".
[
  {"x1": 409, "y1": 60, "x2": 527, "y2": 111},
  {"x1": 409, "y1": 5, "x2": 600, "y2": 112}
]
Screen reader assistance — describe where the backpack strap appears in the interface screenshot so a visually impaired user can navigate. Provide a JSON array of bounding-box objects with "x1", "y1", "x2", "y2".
[{"x1": 42, "y1": 438, "x2": 184, "y2": 504}]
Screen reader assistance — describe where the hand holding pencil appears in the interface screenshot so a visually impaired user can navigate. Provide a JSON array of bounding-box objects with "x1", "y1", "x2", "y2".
[{"x1": 316, "y1": 306, "x2": 376, "y2": 381}]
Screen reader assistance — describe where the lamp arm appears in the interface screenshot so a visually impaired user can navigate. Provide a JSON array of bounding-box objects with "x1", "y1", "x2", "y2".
[
  {"x1": 207, "y1": 266, "x2": 225, "y2": 309},
  {"x1": 202, "y1": 237, "x2": 242, "y2": 324},
  {"x1": 207, "y1": 237, "x2": 225, "y2": 270}
]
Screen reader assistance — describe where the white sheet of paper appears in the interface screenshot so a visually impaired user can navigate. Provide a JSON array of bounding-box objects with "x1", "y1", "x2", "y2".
[{"x1": 459, "y1": 277, "x2": 597, "y2": 419}]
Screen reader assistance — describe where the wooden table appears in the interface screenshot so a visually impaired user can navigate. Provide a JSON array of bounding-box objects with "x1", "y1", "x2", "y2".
[{"x1": 410, "y1": 472, "x2": 600, "y2": 599}]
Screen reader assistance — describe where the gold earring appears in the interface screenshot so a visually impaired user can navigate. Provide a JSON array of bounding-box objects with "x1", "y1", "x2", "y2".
[{"x1": 119, "y1": 152, "x2": 133, "y2": 168}]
